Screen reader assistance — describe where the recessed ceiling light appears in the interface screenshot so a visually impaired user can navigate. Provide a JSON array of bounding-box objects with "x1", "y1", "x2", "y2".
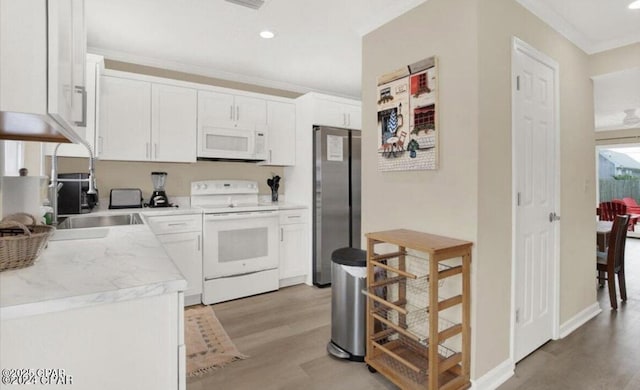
[
  {"x1": 259, "y1": 30, "x2": 275, "y2": 39},
  {"x1": 629, "y1": 0, "x2": 640, "y2": 9}
]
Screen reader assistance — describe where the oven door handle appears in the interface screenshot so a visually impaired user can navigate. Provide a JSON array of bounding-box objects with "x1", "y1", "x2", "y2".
[
  {"x1": 204, "y1": 268, "x2": 278, "y2": 281},
  {"x1": 204, "y1": 211, "x2": 277, "y2": 221}
]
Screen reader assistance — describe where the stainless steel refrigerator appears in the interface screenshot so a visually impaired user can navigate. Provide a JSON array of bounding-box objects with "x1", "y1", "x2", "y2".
[{"x1": 313, "y1": 126, "x2": 361, "y2": 286}]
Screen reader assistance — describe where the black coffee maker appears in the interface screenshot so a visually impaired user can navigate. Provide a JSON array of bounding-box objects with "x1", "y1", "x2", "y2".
[
  {"x1": 149, "y1": 171, "x2": 170, "y2": 207},
  {"x1": 57, "y1": 173, "x2": 99, "y2": 214}
]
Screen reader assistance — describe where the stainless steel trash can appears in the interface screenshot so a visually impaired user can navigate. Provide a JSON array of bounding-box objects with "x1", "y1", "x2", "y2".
[{"x1": 327, "y1": 247, "x2": 367, "y2": 362}]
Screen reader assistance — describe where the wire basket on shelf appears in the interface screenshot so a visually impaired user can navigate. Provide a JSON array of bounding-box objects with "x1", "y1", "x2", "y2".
[{"x1": 0, "y1": 213, "x2": 54, "y2": 272}]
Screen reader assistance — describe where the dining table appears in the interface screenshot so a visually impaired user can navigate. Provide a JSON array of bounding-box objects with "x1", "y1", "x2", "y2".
[{"x1": 597, "y1": 220, "x2": 613, "y2": 252}]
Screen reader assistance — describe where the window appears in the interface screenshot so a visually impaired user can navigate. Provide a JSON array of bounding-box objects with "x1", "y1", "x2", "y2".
[
  {"x1": 2, "y1": 140, "x2": 24, "y2": 176},
  {"x1": 414, "y1": 104, "x2": 435, "y2": 132}
]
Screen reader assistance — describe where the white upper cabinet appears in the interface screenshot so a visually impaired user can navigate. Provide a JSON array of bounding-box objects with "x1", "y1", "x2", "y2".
[
  {"x1": 261, "y1": 101, "x2": 296, "y2": 166},
  {"x1": 45, "y1": 54, "x2": 103, "y2": 158},
  {"x1": 314, "y1": 97, "x2": 361, "y2": 130},
  {"x1": 197, "y1": 90, "x2": 235, "y2": 125},
  {"x1": 48, "y1": 0, "x2": 87, "y2": 135},
  {"x1": 98, "y1": 76, "x2": 152, "y2": 161},
  {"x1": 151, "y1": 84, "x2": 197, "y2": 163},
  {"x1": 234, "y1": 95, "x2": 267, "y2": 126},
  {"x1": 344, "y1": 104, "x2": 362, "y2": 130},
  {"x1": 99, "y1": 74, "x2": 198, "y2": 163},
  {"x1": 0, "y1": 0, "x2": 87, "y2": 142},
  {"x1": 47, "y1": 0, "x2": 75, "y2": 129},
  {"x1": 198, "y1": 90, "x2": 266, "y2": 128},
  {"x1": 71, "y1": 0, "x2": 86, "y2": 126}
]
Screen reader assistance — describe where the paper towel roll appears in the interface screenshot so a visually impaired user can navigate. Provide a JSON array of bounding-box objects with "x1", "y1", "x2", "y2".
[{"x1": 1, "y1": 176, "x2": 47, "y2": 221}]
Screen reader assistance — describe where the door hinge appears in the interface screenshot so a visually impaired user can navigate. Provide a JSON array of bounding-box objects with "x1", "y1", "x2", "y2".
[
  {"x1": 516, "y1": 75, "x2": 520, "y2": 91},
  {"x1": 516, "y1": 309, "x2": 520, "y2": 323}
]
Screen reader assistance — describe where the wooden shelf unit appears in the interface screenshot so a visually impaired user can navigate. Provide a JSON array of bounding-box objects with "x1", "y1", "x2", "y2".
[{"x1": 364, "y1": 229, "x2": 472, "y2": 390}]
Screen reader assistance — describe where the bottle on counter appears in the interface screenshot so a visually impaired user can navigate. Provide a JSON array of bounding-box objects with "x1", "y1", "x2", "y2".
[{"x1": 41, "y1": 199, "x2": 54, "y2": 225}]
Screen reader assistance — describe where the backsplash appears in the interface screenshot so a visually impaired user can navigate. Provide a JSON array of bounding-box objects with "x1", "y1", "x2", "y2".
[{"x1": 49, "y1": 157, "x2": 285, "y2": 200}]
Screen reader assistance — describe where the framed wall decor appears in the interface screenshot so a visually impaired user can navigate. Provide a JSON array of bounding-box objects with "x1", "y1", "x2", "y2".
[{"x1": 376, "y1": 56, "x2": 439, "y2": 171}]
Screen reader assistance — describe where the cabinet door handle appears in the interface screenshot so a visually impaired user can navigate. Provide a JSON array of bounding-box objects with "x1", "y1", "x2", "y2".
[
  {"x1": 146, "y1": 143, "x2": 150, "y2": 158},
  {"x1": 280, "y1": 227, "x2": 283, "y2": 242},
  {"x1": 347, "y1": 113, "x2": 351, "y2": 127},
  {"x1": 269, "y1": 150, "x2": 272, "y2": 163},
  {"x1": 74, "y1": 86, "x2": 87, "y2": 127},
  {"x1": 197, "y1": 234, "x2": 201, "y2": 251},
  {"x1": 236, "y1": 106, "x2": 240, "y2": 121},
  {"x1": 154, "y1": 143, "x2": 158, "y2": 159},
  {"x1": 230, "y1": 105, "x2": 234, "y2": 120}
]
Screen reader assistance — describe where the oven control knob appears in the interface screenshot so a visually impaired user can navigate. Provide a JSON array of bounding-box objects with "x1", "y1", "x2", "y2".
[
  {"x1": 202, "y1": 184, "x2": 208, "y2": 190},
  {"x1": 195, "y1": 184, "x2": 201, "y2": 190}
]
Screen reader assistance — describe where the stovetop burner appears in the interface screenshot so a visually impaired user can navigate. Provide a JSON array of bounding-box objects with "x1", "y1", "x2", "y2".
[{"x1": 190, "y1": 180, "x2": 274, "y2": 213}]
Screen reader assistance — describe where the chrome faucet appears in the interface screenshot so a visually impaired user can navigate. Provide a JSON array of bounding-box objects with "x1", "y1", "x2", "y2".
[{"x1": 49, "y1": 140, "x2": 98, "y2": 225}]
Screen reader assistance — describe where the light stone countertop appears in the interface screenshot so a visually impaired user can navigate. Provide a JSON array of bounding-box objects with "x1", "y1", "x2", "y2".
[
  {"x1": 0, "y1": 199, "x2": 306, "y2": 320},
  {"x1": 0, "y1": 224, "x2": 187, "y2": 320}
]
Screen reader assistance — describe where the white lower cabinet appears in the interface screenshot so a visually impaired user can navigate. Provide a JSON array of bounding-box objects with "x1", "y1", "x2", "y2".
[
  {"x1": 0, "y1": 292, "x2": 183, "y2": 390},
  {"x1": 156, "y1": 232, "x2": 202, "y2": 303},
  {"x1": 279, "y1": 209, "x2": 309, "y2": 287},
  {"x1": 146, "y1": 214, "x2": 203, "y2": 305}
]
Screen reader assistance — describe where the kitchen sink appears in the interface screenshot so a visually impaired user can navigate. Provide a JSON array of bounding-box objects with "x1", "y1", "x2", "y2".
[
  {"x1": 56, "y1": 213, "x2": 144, "y2": 230},
  {"x1": 50, "y1": 228, "x2": 110, "y2": 241}
]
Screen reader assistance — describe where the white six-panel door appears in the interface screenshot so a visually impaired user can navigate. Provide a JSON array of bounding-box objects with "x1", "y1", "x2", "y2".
[{"x1": 512, "y1": 38, "x2": 559, "y2": 362}]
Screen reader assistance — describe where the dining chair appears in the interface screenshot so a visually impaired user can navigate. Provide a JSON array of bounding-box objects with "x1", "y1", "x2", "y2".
[
  {"x1": 600, "y1": 201, "x2": 636, "y2": 231},
  {"x1": 613, "y1": 199, "x2": 639, "y2": 231},
  {"x1": 597, "y1": 214, "x2": 630, "y2": 310},
  {"x1": 598, "y1": 201, "x2": 626, "y2": 222}
]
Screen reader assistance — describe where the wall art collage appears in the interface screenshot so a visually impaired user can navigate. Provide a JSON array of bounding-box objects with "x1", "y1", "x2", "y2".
[{"x1": 376, "y1": 56, "x2": 439, "y2": 171}]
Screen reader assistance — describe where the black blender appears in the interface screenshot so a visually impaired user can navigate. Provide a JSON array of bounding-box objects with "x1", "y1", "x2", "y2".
[{"x1": 149, "y1": 171, "x2": 170, "y2": 207}]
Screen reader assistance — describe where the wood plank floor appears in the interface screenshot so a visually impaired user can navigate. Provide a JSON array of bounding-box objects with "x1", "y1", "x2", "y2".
[
  {"x1": 499, "y1": 237, "x2": 640, "y2": 390},
  {"x1": 187, "y1": 284, "x2": 395, "y2": 390},
  {"x1": 188, "y1": 237, "x2": 640, "y2": 390}
]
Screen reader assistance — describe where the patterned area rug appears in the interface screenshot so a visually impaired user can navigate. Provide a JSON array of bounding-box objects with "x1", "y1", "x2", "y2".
[{"x1": 185, "y1": 305, "x2": 247, "y2": 377}]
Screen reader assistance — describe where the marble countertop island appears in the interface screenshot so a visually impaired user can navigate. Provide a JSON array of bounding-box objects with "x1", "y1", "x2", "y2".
[{"x1": 0, "y1": 224, "x2": 187, "y2": 320}]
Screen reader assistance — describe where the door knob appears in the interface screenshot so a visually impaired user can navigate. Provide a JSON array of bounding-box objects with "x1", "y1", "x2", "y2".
[{"x1": 549, "y1": 212, "x2": 561, "y2": 222}]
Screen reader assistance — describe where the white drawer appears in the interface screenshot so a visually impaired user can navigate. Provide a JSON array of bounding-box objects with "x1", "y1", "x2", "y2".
[
  {"x1": 146, "y1": 214, "x2": 202, "y2": 234},
  {"x1": 279, "y1": 209, "x2": 307, "y2": 225}
]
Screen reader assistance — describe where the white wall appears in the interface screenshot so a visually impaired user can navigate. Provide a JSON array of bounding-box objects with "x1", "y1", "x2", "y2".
[{"x1": 363, "y1": 0, "x2": 596, "y2": 380}]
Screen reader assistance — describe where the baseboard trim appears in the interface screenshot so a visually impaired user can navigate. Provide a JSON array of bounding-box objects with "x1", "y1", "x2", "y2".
[
  {"x1": 279, "y1": 275, "x2": 307, "y2": 288},
  {"x1": 558, "y1": 301, "x2": 601, "y2": 338},
  {"x1": 471, "y1": 358, "x2": 514, "y2": 390}
]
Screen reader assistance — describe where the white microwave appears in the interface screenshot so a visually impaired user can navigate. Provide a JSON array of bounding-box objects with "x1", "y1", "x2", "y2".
[{"x1": 198, "y1": 123, "x2": 267, "y2": 161}]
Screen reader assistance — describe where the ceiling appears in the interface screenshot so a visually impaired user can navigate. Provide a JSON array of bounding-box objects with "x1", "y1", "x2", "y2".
[
  {"x1": 86, "y1": 0, "x2": 640, "y2": 101},
  {"x1": 515, "y1": 0, "x2": 640, "y2": 54},
  {"x1": 86, "y1": 0, "x2": 427, "y2": 98},
  {"x1": 594, "y1": 68, "x2": 640, "y2": 131}
]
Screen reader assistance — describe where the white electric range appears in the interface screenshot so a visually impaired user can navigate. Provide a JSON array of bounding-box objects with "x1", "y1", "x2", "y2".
[{"x1": 191, "y1": 180, "x2": 279, "y2": 304}]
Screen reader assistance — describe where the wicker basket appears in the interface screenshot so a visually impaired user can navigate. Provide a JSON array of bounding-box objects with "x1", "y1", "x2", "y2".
[{"x1": 0, "y1": 213, "x2": 55, "y2": 272}]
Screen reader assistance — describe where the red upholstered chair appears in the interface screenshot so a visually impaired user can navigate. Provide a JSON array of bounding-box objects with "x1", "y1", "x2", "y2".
[
  {"x1": 621, "y1": 197, "x2": 640, "y2": 214},
  {"x1": 597, "y1": 214, "x2": 630, "y2": 310},
  {"x1": 611, "y1": 200, "x2": 638, "y2": 231}
]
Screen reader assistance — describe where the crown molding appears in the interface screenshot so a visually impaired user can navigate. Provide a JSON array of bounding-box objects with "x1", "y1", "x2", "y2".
[
  {"x1": 355, "y1": 0, "x2": 428, "y2": 36},
  {"x1": 88, "y1": 47, "x2": 360, "y2": 100},
  {"x1": 515, "y1": 0, "x2": 594, "y2": 53}
]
